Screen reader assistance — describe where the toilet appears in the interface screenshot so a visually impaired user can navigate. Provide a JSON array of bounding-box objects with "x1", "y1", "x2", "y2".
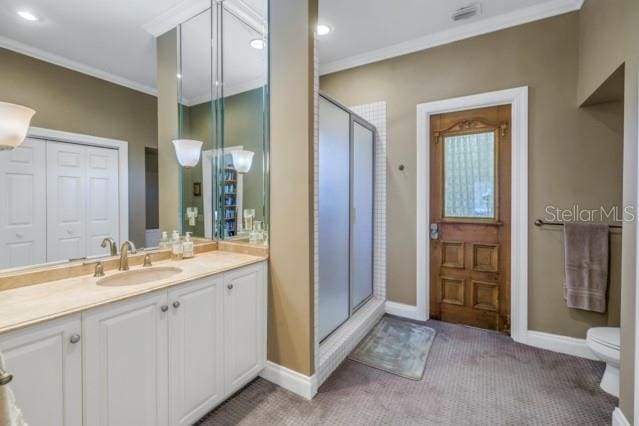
[{"x1": 586, "y1": 327, "x2": 620, "y2": 397}]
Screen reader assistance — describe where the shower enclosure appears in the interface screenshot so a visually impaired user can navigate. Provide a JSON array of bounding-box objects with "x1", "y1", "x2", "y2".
[{"x1": 318, "y1": 94, "x2": 375, "y2": 341}]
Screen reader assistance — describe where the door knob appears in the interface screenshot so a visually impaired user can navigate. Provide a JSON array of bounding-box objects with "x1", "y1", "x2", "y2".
[
  {"x1": 67, "y1": 229, "x2": 73, "y2": 235},
  {"x1": 15, "y1": 232, "x2": 23, "y2": 239},
  {"x1": 172, "y1": 301, "x2": 181, "y2": 309},
  {"x1": 227, "y1": 283, "x2": 234, "y2": 290},
  {"x1": 160, "y1": 305, "x2": 169, "y2": 312},
  {"x1": 69, "y1": 334, "x2": 81, "y2": 344},
  {"x1": 430, "y1": 223, "x2": 439, "y2": 240}
]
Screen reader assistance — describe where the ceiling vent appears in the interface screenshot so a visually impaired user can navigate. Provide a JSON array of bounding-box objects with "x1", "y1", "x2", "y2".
[{"x1": 452, "y1": 3, "x2": 482, "y2": 21}]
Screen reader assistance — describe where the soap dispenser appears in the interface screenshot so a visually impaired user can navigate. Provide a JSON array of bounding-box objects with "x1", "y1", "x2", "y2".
[
  {"x1": 183, "y1": 232, "x2": 194, "y2": 259},
  {"x1": 171, "y1": 231, "x2": 183, "y2": 261},
  {"x1": 159, "y1": 231, "x2": 170, "y2": 249}
]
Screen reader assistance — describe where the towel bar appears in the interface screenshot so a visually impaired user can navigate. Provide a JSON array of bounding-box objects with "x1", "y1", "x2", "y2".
[
  {"x1": 0, "y1": 367, "x2": 13, "y2": 386},
  {"x1": 534, "y1": 219, "x2": 622, "y2": 229}
]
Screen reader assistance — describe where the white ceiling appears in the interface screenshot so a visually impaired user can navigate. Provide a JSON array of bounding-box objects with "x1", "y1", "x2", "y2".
[
  {"x1": 0, "y1": 0, "x2": 581, "y2": 95},
  {"x1": 318, "y1": 0, "x2": 583, "y2": 74}
]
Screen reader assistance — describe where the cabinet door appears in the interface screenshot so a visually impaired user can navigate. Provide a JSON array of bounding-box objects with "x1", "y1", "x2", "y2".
[
  {"x1": 168, "y1": 276, "x2": 224, "y2": 426},
  {"x1": 83, "y1": 292, "x2": 168, "y2": 426},
  {"x1": 0, "y1": 138, "x2": 47, "y2": 269},
  {"x1": 0, "y1": 315, "x2": 82, "y2": 426},
  {"x1": 223, "y1": 262, "x2": 266, "y2": 395}
]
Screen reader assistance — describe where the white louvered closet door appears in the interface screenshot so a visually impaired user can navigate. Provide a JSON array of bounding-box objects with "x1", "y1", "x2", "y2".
[{"x1": 0, "y1": 138, "x2": 47, "y2": 269}]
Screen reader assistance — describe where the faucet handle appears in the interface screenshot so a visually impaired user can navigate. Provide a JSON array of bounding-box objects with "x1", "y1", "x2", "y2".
[
  {"x1": 94, "y1": 262, "x2": 105, "y2": 278},
  {"x1": 143, "y1": 254, "x2": 153, "y2": 268}
]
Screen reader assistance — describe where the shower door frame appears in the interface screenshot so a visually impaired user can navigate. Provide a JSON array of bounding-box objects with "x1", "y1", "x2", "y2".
[{"x1": 319, "y1": 93, "x2": 376, "y2": 342}]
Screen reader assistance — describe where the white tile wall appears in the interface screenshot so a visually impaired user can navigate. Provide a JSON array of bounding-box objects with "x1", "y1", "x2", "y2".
[{"x1": 313, "y1": 100, "x2": 388, "y2": 386}]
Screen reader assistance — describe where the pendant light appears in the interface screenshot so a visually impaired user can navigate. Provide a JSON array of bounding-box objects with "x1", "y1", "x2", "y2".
[
  {"x1": 231, "y1": 150, "x2": 254, "y2": 174},
  {"x1": 172, "y1": 139, "x2": 203, "y2": 168}
]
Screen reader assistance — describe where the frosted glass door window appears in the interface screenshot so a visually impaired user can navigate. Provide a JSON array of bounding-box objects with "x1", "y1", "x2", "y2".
[
  {"x1": 351, "y1": 122, "x2": 374, "y2": 309},
  {"x1": 443, "y1": 132, "x2": 495, "y2": 219},
  {"x1": 318, "y1": 98, "x2": 351, "y2": 341}
]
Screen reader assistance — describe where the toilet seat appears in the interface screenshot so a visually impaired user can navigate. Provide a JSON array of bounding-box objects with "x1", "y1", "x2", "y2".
[{"x1": 587, "y1": 327, "x2": 620, "y2": 352}]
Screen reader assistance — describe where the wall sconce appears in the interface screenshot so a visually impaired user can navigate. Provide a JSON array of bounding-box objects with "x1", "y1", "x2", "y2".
[
  {"x1": 172, "y1": 139, "x2": 203, "y2": 168},
  {"x1": 231, "y1": 150, "x2": 254, "y2": 174},
  {"x1": 0, "y1": 101, "x2": 36, "y2": 151}
]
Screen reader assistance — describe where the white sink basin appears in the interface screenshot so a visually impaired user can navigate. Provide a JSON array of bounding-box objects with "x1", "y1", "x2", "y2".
[{"x1": 97, "y1": 267, "x2": 183, "y2": 287}]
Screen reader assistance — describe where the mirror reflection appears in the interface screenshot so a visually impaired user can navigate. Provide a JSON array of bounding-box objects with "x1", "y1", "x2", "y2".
[{"x1": 0, "y1": 0, "x2": 268, "y2": 272}]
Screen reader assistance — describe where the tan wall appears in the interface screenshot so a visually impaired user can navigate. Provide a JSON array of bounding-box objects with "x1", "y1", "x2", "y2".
[
  {"x1": 0, "y1": 47, "x2": 158, "y2": 247},
  {"x1": 268, "y1": 0, "x2": 317, "y2": 375},
  {"x1": 321, "y1": 13, "x2": 623, "y2": 338},
  {"x1": 157, "y1": 30, "x2": 180, "y2": 234},
  {"x1": 577, "y1": 0, "x2": 625, "y2": 105},
  {"x1": 619, "y1": 0, "x2": 639, "y2": 418}
]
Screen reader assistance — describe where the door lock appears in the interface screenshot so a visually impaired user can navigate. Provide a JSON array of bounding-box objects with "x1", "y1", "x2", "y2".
[{"x1": 430, "y1": 223, "x2": 439, "y2": 240}]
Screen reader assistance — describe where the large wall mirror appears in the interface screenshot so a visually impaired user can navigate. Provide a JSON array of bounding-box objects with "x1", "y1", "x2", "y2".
[{"x1": 0, "y1": 0, "x2": 268, "y2": 272}]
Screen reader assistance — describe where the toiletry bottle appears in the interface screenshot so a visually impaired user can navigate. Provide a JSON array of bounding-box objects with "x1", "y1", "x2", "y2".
[
  {"x1": 159, "y1": 231, "x2": 169, "y2": 249},
  {"x1": 183, "y1": 232, "x2": 194, "y2": 259},
  {"x1": 171, "y1": 231, "x2": 183, "y2": 260}
]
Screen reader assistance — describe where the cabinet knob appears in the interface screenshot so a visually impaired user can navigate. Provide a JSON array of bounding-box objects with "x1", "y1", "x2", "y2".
[
  {"x1": 227, "y1": 283, "x2": 234, "y2": 290},
  {"x1": 172, "y1": 301, "x2": 181, "y2": 309},
  {"x1": 160, "y1": 305, "x2": 169, "y2": 312},
  {"x1": 69, "y1": 334, "x2": 81, "y2": 344},
  {"x1": 15, "y1": 232, "x2": 23, "y2": 239}
]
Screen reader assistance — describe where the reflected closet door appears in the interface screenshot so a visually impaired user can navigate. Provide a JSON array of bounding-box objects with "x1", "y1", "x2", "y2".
[
  {"x1": 351, "y1": 121, "x2": 374, "y2": 309},
  {"x1": 318, "y1": 97, "x2": 351, "y2": 341}
]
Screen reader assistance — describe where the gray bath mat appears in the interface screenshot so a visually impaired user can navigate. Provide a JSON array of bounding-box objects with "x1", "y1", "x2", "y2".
[{"x1": 349, "y1": 316, "x2": 436, "y2": 380}]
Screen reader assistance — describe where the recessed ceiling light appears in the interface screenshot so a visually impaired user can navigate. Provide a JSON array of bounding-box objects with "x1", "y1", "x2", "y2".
[
  {"x1": 316, "y1": 24, "x2": 332, "y2": 36},
  {"x1": 17, "y1": 11, "x2": 39, "y2": 22},
  {"x1": 249, "y1": 39, "x2": 265, "y2": 50}
]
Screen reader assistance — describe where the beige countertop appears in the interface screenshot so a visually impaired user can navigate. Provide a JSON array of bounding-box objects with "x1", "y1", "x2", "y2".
[{"x1": 0, "y1": 250, "x2": 267, "y2": 335}]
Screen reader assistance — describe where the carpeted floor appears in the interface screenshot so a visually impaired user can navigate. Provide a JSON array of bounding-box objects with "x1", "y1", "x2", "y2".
[{"x1": 197, "y1": 319, "x2": 618, "y2": 425}]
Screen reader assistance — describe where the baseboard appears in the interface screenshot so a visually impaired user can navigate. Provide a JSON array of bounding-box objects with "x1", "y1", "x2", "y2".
[
  {"x1": 260, "y1": 361, "x2": 317, "y2": 400},
  {"x1": 612, "y1": 407, "x2": 630, "y2": 426},
  {"x1": 385, "y1": 301, "x2": 427, "y2": 321},
  {"x1": 526, "y1": 330, "x2": 597, "y2": 360}
]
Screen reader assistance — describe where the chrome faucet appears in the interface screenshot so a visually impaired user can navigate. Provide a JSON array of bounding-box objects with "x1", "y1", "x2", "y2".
[
  {"x1": 101, "y1": 237, "x2": 117, "y2": 256},
  {"x1": 119, "y1": 241, "x2": 137, "y2": 271}
]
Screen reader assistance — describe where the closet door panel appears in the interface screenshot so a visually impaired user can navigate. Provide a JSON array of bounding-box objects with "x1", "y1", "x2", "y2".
[
  {"x1": 318, "y1": 97, "x2": 351, "y2": 341},
  {"x1": 351, "y1": 122, "x2": 374, "y2": 308},
  {"x1": 86, "y1": 146, "x2": 119, "y2": 256},
  {"x1": 47, "y1": 142, "x2": 86, "y2": 262},
  {"x1": 0, "y1": 138, "x2": 47, "y2": 268}
]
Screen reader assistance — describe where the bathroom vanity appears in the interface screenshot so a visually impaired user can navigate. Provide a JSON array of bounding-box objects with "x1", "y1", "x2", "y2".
[{"x1": 0, "y1": 249, "x2": 267, "y2": 426}]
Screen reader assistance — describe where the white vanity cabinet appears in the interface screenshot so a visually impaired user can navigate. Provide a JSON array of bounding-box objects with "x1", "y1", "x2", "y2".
[
  {"x1": 0, "y1": 261, "x2": 267, "y2": 426},
  {"x1": 0, "y1": 315, "x2": 83, "y2": 426},
  {"x1": 168, "y1": 275, "x2": 225, "y2": 426},
  {"x1": 83, "y1": 291, "x2": 169, "y2": 426}
]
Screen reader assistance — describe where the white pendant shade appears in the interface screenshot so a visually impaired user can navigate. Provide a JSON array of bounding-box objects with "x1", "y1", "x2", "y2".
[
  {"x1": 231, "y1": 149, "x2": 254, "y2": 174},
  {"x1": 172, "y1": 139, "x2": 203, "y2": 168},
  {"x1": 0, "y1": 102, "x2": 36, "y2": 151}
]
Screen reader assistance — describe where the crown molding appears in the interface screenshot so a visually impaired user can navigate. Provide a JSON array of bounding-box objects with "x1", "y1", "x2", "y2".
[
  {"x1": 182, "y1": 76, "x2": 265, "y2": 106},
  {"x1": 319, "y1": 0, "x2": 584, "y2": 76},
  {"x1": 143, "y1": 0, "x2": 266, "y2": 37},
  {"x1": 0, "y1": 35, "x2": 157, "y2": 96}
]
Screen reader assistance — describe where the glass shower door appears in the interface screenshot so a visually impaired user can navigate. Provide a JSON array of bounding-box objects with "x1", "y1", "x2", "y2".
[
  {"x1": 318, "y1": 97, "x2": 351, "y2": 341},
  {"x1": 351, "y1": 120, "x2": 374, "y2": 309}
]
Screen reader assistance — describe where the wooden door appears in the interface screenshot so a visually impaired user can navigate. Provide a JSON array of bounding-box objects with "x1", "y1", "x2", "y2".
[
  {"x1": 429, "y1": 105, "x2": 511, "y2": 333},
  {"x1": 0, "y1": 315, "x2": 82, "y2": 426},
  {"x1": 223, "y1": 263, "x2": 266, "y2": 395},
  {"x1": 83, "y1": 292, "x2": 169, "y2": 426},
  {"x1": 168, "y1": 276, "x2": 224, "y2": 426},
  {"x1": 0, "y1": 138, "x2": 47, "y2": 269}
]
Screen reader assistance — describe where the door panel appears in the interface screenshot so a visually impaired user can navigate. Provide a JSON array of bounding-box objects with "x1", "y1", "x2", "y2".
[
  {"x1": 47, "y1": 142, "x2": 86, "y2": 262},
  {"x1": 169, "y1": 276, "x2": 224, "y2": 426},
  {"x1": 223, "y1": 264, "x2": 265, "y2": 395},
  {"x1": 318, "y1": 97, "x2": 351, "y2": 341},
  {"x1": 429, "y1": 106, "x2": 511, "y2": 332},
  {"x1": 0, "y1": 315, "x2": 82, "y2": 426},
  {"x1": 0, "y1": 138, "x2": 46, "y2": 268},
  {"x1": 86, "y1": 146, "x2": 119, "y2": 256},
  {"x1": 351, "y1": 121, "x2": 374, "y2": 308},
  {"x1": 83, "y1": 292, "x2": 169, "y2": 426}
]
